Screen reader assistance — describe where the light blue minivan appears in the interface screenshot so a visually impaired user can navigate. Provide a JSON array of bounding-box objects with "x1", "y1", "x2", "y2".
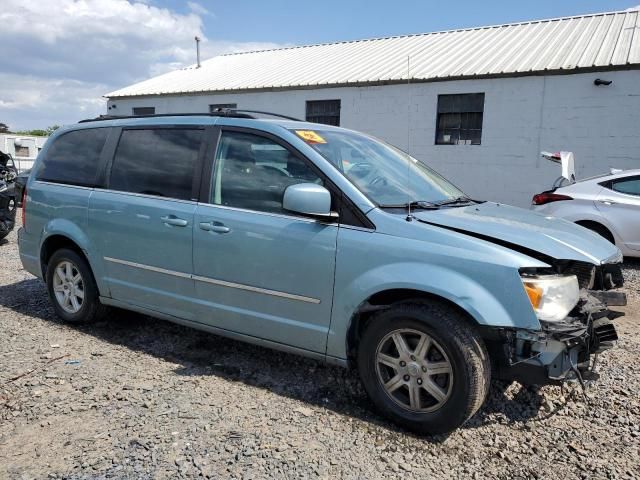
[{"x1": 18, "y1": 111, "x2": 625, "y2": 434}]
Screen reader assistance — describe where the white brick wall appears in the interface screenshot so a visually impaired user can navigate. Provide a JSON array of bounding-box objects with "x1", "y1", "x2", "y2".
[{"x1": 107, "y1": 70, "x2": 640, "y2": 207}]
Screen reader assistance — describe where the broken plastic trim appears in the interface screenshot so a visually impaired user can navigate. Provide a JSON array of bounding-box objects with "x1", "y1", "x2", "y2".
[{"x1": 493, "y1": 289, "x2": 622, "y2": 391}]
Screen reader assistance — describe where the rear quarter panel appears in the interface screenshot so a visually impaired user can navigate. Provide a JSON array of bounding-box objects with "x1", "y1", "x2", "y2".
[
  {"x1": 534, "y1": 190, "x2": 625, "y2": 247},
  {"x1": 22, "y1": 181, "x2": 109, "y2": 294}
]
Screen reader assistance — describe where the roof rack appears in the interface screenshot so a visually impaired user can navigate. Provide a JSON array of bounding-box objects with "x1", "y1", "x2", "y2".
[{"x1": 78, "y1": 109, "x2": 301, "y2": 123}]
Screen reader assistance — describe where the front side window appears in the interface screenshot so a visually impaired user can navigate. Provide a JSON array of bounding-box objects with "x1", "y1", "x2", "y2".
[
  {"x1": 211, "y1": 131, "x2": 322, "y2": 214},
  {"x1": 36, "y1": 128, "x2": 109, "y2": 186},
  {"x1": 293, "y1": 128, "x2": 464, "y2": 206},
  {"x1": 306, "y1": 100, "x2": 341, "y2": 126},
  {"x1": 110, "y1": 128, "x2": 202, "y2": 201},
  {"x1": 611, "y1": 177, "x2": 640, "y2": 196},
  {"x1": 435, "y1": 93, "x2": 484, "y2": 145}
]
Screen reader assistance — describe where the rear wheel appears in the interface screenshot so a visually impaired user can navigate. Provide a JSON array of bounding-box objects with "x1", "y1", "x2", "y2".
[
  {"x1": 46, "y1": 249, "x2": 106, "y2": 323},
  {"x1": 357, "y1": 302, "x2": 490, "y2": 435}
]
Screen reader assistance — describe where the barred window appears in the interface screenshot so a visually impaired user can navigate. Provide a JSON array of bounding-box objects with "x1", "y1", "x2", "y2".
[
  {"x1": 132, "y1": 107, "x2": 155, "y2": 116},
  {"x1": 435, "y1": 93, "x2": 484, "y2": 145},
  {"x1": 306, "y1": 100, "x2": 341, "y2": 126},
  {"x1": 210, "y1": 103, "x2": 237, "y2": 112}
]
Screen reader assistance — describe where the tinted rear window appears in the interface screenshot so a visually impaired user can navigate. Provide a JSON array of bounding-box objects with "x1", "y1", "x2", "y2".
[
  {"x1": 109, "y1": 128, "x2": 202, "y2": 201},
  {"x1": 36, "y1": 128, "x2": 109, "y2": 186}
]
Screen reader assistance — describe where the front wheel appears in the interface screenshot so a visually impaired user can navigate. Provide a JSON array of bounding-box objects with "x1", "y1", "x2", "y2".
[
  {"x1": 46, "y1": 248, "x2": 107, "y2": 323},
  {"x1": 357, "y1": 303, "x2": 490, "y2": 435}
]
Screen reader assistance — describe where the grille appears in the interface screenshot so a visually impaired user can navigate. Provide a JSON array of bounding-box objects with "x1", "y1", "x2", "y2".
[
  {"x1": 594, "y1": 323, "x2": 618, "y2": 343},
  {"x1": 592, "y1": 321, "x2": 618, "y2": 353},
  {"x1": 564, "y1": 262, "x2": 596, "y2": 289}
]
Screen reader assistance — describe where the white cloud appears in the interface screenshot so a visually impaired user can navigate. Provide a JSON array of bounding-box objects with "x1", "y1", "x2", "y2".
[
  {"x1": 188, "y1": 1, "x2": 210, "y2": 17},
  {"x1": 626, "y1": 4, "x2": 640, "y2": 10},
  {"x1": 0, "y1": 0, "x2": 285, "y2": 130},
  {"x1": 0, "y1": 74, "x2": 108, "y2": 129}
]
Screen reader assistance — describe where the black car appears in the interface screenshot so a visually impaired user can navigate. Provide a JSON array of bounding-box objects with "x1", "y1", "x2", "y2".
[
  {"x1": 14, "y1": 168, "x2": 30, "y2": 208},
  {"x1": 0, "y1": 151, "x2": 18, "y2": 240}
]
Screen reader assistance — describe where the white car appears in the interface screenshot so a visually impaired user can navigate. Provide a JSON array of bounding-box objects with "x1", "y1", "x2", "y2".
[{"x1": 531, "y1": 152, "x2": 640, "y2": 258}]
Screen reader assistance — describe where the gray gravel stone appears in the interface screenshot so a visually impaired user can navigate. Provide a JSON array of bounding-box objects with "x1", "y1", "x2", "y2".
[{"x1": 1, "y1": 213, "x2": 639, "y2": 478}]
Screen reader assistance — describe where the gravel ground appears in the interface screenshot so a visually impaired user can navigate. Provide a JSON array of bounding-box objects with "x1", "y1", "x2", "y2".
[{"x1": 1, "y1": 217, "x2": 639, "y2": 479}]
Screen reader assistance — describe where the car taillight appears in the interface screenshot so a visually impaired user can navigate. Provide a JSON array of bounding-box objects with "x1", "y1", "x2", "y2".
[
  {"x1": 21, "y1": 187, "x2": 27, "y2": 228},
  {"x1": 531, "y1": 192, "x2": 573, "y2": 205}
]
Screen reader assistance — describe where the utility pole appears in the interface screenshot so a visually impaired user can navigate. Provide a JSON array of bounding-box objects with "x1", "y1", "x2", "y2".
[{"x1": 195, "y1": 36, "x2": 201, "y2": 68}]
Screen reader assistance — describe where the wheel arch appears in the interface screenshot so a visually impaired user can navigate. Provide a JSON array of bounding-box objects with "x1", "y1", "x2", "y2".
[
  {"x1": 327, "y1": 262, "x2": 540, "y2": 363},
  {"x1": 40, "y1": 234, "x2": 86, "y2": 276},
  {"x1": 39, "y1": 227, "x2": 108, "y2": 297},
  {"x1": 555, "y1": 207, "x2": 620, "y2": 245},
  {"x1": 574, "y1": 219, "x2": 616, "y2": 245},
  {"x1": 344, "y1": 288, "x2": 481, "y2": 365}
]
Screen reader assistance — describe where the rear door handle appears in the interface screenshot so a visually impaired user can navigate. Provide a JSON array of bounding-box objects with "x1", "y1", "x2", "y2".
[
  {"x1": 161, "y1": 215, "x2": 189, "y2": 227},
  {"x1": 199, "y1": 221, "x2": 230, "y2": 234},
  {"x1": 599, "y1": 199, "x2": 617, "y2": 205}
]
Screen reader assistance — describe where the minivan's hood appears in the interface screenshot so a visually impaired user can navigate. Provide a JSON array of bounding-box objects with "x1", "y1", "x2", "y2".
[{"x1": 414, "y1": 202, "x2": 620, "y2": 265}]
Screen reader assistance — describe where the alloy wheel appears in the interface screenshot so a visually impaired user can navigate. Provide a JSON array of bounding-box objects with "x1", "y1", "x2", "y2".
[
  {"x1": 52, "y1": 260, "x2": 85, "y2": 314},
  {"x1": 375, "y1": 328, "x2": 454, "y2": 412}
]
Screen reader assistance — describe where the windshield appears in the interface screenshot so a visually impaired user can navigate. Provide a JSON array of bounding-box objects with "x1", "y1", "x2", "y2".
[{"x1": 292, "y1": 128, "x2": 465, "y2": 206}]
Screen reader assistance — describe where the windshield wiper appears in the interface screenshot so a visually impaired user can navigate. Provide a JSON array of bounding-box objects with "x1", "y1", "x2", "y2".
[
  {"x1": 379, "y1": 200, "x2": 441, "y2": 210},
  {"x1": 433, "y1": 196, "x2": 481, "y2": 207}
]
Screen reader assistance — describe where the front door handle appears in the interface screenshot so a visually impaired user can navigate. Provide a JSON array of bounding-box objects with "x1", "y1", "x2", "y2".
[
  {"x1": 161, "y1": 215, "x2": 189, "y2": 227},
  {"x1": 599, "y1": 199, "x2": 617, "y2": 205},
  {"x1": 199, "y1": 221, "x2": 230, "y2": 234}
]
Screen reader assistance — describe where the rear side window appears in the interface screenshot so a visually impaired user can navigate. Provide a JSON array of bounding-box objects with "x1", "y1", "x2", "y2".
[
  {"x1": 110, "y1": 128, "x2": 202, "y2": 201},
  {"x1": 611, "y1": 177, "x2": 640, "y2": 196},
  {"x1": 36, "y1": 128, "x2": 109, "y2": 186}
]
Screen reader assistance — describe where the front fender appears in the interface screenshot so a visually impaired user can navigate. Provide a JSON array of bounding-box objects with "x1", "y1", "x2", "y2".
[{"x1": 326, "y1": 261, "x2": 540, "y2": 360}]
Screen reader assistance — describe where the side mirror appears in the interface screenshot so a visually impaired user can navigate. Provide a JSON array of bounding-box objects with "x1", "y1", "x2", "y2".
[{"x1": 283, "y1": 183, "x2": 338, "y2": 219}]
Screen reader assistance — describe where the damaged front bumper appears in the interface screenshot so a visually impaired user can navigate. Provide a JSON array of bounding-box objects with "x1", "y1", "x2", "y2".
[
  {"x1": 494, "y1": 284, "x2": 625, "y2": 386},
  {"x1": 0, "y1": 203, "x2": 16, "y2": 236}
]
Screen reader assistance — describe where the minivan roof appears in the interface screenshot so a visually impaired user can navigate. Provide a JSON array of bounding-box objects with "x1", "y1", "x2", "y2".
[
  {"x1": 73, "y1": 114, "x2": 347, "y2": 134},
  {"x1": 79, "y1": 109, "x2": 301, "y2": 123}
]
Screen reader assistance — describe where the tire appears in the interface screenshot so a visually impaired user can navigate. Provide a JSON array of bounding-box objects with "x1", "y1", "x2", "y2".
[
  {"x1": 46, "y1": 248, "x2": 107, "y2": 323},
  {"x1": 0, "y1": 229, "x2": 10, "y2": 240},
  {"x1": 357, "y1": 302, "x2": 490, "y2": 435}
]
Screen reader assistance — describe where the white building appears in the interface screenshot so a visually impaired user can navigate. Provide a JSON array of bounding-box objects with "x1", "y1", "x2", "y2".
[
  {"x1": 105, "y1": 9, "x2": 640, "y2": 207},
  {"x1": 0, "y1": 134, "x2": 48, "y2": 172}
]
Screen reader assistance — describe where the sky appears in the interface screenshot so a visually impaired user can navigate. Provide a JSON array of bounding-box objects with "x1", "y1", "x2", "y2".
[{"x1": 1, "y1": 0, "x2": 639, "y2": 131}]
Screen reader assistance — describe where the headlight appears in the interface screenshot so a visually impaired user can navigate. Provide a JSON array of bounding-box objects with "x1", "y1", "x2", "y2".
[{"x1": 521, "y1": 275, "x2": 579, "y2": 322}]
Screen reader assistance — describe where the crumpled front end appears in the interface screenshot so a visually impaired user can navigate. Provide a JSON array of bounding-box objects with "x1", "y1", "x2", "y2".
[
  {"x1": 492, "y1": 261, "x2": 625, "y2": 386},
  {"x1": 0, "y1": 189, "x2": 16, "y2": 237}
]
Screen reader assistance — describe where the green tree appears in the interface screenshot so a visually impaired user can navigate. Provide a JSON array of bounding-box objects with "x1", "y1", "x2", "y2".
[
  {"x1": 13, "y1": 125, "x2": 60, "y2": 137},
  {"x1": 0, "y1": 123, "x2": 9, "y2": 134},
  {"x1": 16, "y1": 129, "x2": 48, "y2": 136},
  {"x1": 46, "y1": 125, "x2": 60, "y2": 136}
]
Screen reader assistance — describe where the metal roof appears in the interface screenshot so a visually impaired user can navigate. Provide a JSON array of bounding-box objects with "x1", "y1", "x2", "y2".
[{"x1": 106, "y1": 9, "x2": 640, "y2": 98}]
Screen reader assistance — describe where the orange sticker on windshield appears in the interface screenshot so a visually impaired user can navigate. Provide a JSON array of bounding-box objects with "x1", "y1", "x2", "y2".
[{"x1": 295, "y1": 130, "x2": 327, "y2": 144}]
